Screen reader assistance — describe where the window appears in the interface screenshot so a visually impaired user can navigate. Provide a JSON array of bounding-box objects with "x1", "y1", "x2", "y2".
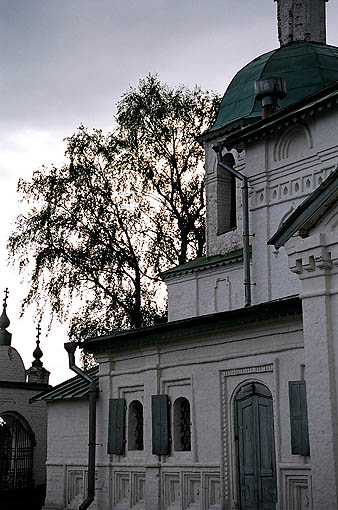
[
  {"x1": 128, "y1": 400, "x2": 144, "y2": 451},
  {"x1": 173, "y1": 397, "x2": 191, "y2": 451},
  {"x1": 217, "y1": 152, "x2": 236, "y2": 235},
  {"x1": 289, "y1": 381, "x2": 310, "y2": 455}
]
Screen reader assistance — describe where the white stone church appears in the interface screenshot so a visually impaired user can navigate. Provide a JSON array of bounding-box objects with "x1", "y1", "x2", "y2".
[
  {"x1": 0, "y1": 295, "x2": 51, "y2": 507},
  {"x1": 35, "y1": 1, "x2": 338, "y2": 509}
]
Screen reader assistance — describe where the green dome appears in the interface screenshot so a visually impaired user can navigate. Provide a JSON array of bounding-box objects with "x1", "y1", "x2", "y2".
[{"x1": 210, "y1": 42, "x2": 338, "y2": 135}]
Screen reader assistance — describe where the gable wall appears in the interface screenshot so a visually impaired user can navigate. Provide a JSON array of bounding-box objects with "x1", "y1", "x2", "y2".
[{"x1": 43, "y1": 399, "x2": 91, "y2": 510}]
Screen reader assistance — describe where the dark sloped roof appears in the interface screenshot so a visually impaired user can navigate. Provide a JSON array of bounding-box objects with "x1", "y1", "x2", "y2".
[
  {"x1": 31, "y1": 366, "x2": 99, "y2": 402},
  {"x1": 201, "y1": 42, "x2": 338, "y2": 141},
  {"x1": 161, "y1": 248, "x2": 245, "y2": 279},
  {"x1": 223, "y1": 79, "x2": 338, "y2": 149},
  {"x1": 83, "y1": 296, "x2": 302, "y2": 354},
  {"x1": 268, "y1": 166, "x2": 338, "y2": 249}
]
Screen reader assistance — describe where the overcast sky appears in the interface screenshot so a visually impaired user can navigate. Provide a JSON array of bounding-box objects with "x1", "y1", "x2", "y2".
[{"x1": 1, "y1": 0, "x2": 338, "y2": 385}]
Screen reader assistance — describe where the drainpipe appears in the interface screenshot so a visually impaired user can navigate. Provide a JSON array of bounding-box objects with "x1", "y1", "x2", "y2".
[
  {"x1": 213, "y1": 145, "x2": 251, "y2": 307},
  {"x1": 64, "y1": 342, "x2": 97, "y2": 510}
]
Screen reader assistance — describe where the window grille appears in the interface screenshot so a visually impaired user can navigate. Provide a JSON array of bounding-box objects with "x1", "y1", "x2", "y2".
[
  {"x1": 128, "y1": 400, "x2": 144, "y2": 451},
  {"x1": 0, "y1": 413, "x2": 34, "y2": 494},
  {"x1": 173, "y1": 397, "x2": 191, "y2": 451}
]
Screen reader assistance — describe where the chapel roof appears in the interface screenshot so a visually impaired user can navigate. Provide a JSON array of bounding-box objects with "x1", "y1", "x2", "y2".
[
  {"x1": 202, "y1": 42, "x2": 338, "y2": 142},
  {"x1": 31, "y1": 365, "x2": 98, "y2": 402}
]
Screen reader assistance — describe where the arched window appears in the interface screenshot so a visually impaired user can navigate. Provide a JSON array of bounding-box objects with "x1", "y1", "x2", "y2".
[
  {"x1": 128, "y1": 400, "x2": 144, "y2": 451},
  {"x1": 217, "y1": 152, "x2": 237, "y2": 235},
  {"x1": 173, "y1": 397, "x2": 191, "y2": 451},
  {"x1": 0, "y1": 412, "x2": 35, "y2": 493}
]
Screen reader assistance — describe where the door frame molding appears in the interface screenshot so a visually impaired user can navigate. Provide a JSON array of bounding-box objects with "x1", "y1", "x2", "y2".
[{"x1": 220, "y1": 363, "x2": 279, "y2": 509}]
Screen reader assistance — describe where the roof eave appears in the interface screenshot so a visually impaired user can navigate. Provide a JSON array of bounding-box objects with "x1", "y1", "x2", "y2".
[
  {"x1": 83, "y1": 296, "x2": 302, "y2": 355},
  {"x1": 268, "y1": 166, "x2": 338, "y2": 249},
  {"x1": 224, "y1": 80, "x2": 338, "y2": 150},
  {"x1": 160, "y1": 248, "x2": 246, "y2": 280}
]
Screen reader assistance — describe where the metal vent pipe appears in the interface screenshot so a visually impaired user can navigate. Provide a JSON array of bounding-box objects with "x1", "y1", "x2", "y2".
[{"x1": 254, "y1": 77, "x2": 287, "y2": 118}]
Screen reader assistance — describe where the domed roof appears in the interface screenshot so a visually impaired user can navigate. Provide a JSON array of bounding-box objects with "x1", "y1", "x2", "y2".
[
  {"x1": 0, "y1": 346, "x2": 26, "y2": 382},
  {"x1": 210, "y1": 42, "x2": 338, "y2": 136}
]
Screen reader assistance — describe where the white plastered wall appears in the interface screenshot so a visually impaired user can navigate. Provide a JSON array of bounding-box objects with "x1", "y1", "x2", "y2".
[
  {"x1": 91, "y1": 314, "x2": 306, "y2": 510},
  {"x1": 193, "y1": 108, "x2": 338, "y2": 316},
  {"x1": 286, "y1": 225, "x2": 338, "y2": 509},
  {"x1": 42, "y1": 399, "x2": 95, "y2": 510}
]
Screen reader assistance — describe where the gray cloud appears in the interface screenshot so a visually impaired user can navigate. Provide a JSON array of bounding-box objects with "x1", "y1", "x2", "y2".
[
  {"x1": 1, "y1": 0, "x2": 279, "y2": 133},
  {"x1": 2, "y1": 0, "x2": 338, "y2": 383}
]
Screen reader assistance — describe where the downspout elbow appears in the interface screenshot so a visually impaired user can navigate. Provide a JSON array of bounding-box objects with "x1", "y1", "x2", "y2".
[{"x1": 64, "y1": 342, "x2": 97, "y2": 510}]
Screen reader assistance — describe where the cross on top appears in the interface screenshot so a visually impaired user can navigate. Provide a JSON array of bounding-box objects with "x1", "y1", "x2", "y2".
[
  {"x1": 36, "y1": 323, "x2": 41, "y2": 345},
  {"x1": 3, "y1": 288, "x2": 9, "y2": 308}
]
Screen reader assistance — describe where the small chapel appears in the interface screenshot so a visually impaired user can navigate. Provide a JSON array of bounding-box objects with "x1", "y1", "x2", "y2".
[
  {"x1": 38, "y1": 1, "x2": 338, "y2": 509},
  {"x1": 0, "y1": 290, "x2": 51, "y2": 507}
]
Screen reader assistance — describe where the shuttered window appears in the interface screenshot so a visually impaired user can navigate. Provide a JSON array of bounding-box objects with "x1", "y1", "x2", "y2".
[
  {"x1": 289, "y1": 381, "x2": 310, "y2": 456},
  {"x1": 152, "y1": 394, "x2": 170, "y2": 455},
  {"x1": 108, "y1": 398, "x2": 126, "y2": 455}
]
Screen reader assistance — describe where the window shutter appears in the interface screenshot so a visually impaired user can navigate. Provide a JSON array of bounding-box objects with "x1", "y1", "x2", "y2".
[
  {"x1": 108, "y1": 398, "x2": 126, "y2": 454},
  {"x1": 152, "y1": 394, "x2": 170, "y2": 455},
  {"x1": 289, "y1": 381, "x2": 310, "y2": 455}
]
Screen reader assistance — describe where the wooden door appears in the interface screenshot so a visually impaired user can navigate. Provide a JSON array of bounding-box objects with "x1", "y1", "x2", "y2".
[{"x1": 236, "y1": 383, "x2": 277, "y2": 510}]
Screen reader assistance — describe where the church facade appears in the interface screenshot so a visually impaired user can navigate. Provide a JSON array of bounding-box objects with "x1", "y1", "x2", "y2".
[
  {"x1": 0, "y1": 294, "x2": 51, "y2": 506},
  {"x1": 40, "y1": 1, "x2": 338, "y2": 509}
]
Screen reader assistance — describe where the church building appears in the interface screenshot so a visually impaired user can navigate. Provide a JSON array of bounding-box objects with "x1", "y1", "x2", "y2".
[
  {"x1": 0, "y1": 291, "x2": 51, "y2": 507},
  {"x1": 39, "y1": 1, "x2": 338, "y2": 509}
]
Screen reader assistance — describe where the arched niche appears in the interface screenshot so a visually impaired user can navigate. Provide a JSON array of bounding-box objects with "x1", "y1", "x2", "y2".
[{"x1": 274, "y1": 123, "x2": 313, "y2": 162}]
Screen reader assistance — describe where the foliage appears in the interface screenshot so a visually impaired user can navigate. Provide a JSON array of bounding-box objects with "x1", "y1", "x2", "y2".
[
  {"x1": 8, "y1": 75, "x2": 220, "y2": 341},
  {"x1": 116, "y1": 75, "x2": 220, "y2": 268}
]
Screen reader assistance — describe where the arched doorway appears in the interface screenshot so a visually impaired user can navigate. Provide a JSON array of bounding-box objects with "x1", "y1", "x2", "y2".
[
  {"x1": 235, "y1": 382, "x2": 277, "y2": 510},
  {"x1": 0, "y1": 412, "x2": 35, "y2": 494}
]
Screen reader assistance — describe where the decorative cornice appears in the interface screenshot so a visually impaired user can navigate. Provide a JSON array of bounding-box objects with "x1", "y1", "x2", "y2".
[
  {"x1": 223, "y1": 364, "x2": 273, "y2": 378},
  {"x1": 288, "y1": 235, "x2": 338, "y2": 277},
  {"x1": 269, "y1": 165, "x2": 338, "y2": 249}
]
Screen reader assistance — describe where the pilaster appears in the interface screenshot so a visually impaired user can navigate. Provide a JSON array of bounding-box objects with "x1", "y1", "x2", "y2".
[{"x1": 287, "y1": 232, "x2": 338, "y2": 509}]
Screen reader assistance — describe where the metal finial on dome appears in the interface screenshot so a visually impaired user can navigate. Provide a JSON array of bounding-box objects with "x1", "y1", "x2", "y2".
[
  {"x1": 0, "y1": 288, "x2": 10, "y2": 329},
  {"x1": 0, "y1": 288, "x2": 11, "y2": 346},
  {"x1": 32, "y1": 323, "x2": 43, "y2": 367},
  {"x1": 3, "y1": 288, "x2": 9, "y2": 308}
]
